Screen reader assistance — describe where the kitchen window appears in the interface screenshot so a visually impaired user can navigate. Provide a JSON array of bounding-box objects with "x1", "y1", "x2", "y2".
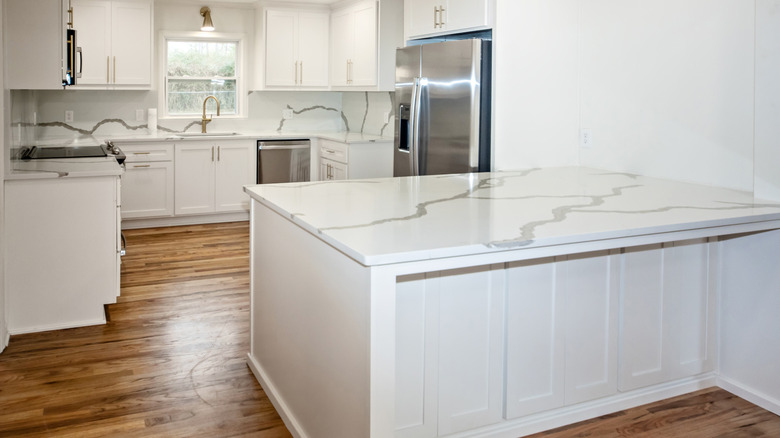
[{"x1": 161, "y1": 33, "x2": 245, "y2": 118}]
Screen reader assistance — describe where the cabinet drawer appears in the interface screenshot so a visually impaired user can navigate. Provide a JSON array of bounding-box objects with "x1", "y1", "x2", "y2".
[
  {"x1": 320, "y1": 140, "x2": 348, "y2": 164},
  {"x1": 118, "y1": 143, "x2": 173, "y2": 162}
]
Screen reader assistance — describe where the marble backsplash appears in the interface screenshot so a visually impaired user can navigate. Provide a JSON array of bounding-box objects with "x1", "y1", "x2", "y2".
[{"x1": 9, "y1": 89, "x2": 395, "y2": 146}]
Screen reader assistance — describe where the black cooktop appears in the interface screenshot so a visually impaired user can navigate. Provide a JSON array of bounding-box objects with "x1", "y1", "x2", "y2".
[{"x1": 19, "y1": 144, "x2": 125, "y2": 164}]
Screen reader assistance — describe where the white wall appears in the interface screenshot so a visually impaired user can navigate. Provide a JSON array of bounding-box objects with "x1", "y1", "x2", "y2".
[
  {"x1": 754, "y1": 0, "x2": 780, "y2": 200},
  {"x1": 494, "y1": 0, "x2": 769, "y2": 195},
  {"x1": 578, "y1": 0, "x2": 755, "y2": 191},
  {"x1": 1, "y1": 3, "x2": 8, "y2": 353},
  {"x1": 493, "y1": 0, "x2": 580, "y2": 170}
]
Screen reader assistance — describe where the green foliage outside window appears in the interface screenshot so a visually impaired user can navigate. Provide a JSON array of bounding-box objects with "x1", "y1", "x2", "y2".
[{"x1": 166, "y1": 40, "x2": 238, "y2": 116}]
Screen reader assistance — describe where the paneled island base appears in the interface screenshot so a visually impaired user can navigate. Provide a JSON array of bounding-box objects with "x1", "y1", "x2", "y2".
[{"x1": 244, "y1": 167, "x2": 780, "y2": 438}]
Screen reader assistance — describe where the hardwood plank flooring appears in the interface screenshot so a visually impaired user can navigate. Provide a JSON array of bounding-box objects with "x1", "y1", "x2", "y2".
[
  {"x1": 0, "y1": 222, "x2": 293, "y2": 438},
  {"x1": 1, "y1": 222, "x2": 778, "y2": 437}
]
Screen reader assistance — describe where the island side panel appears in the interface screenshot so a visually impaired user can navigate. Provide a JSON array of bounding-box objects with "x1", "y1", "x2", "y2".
[
  {"x1": 718, "y1": 229, "x2": 780, "y2": 414},
  {"x1": 248, "y1": 201, "x2": 372, "y2": 438}
]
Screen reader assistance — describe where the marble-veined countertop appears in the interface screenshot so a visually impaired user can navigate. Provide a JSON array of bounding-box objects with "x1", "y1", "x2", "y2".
[
  {"x1": 244, "y1": 167, "x2": 780, "y2": 266},
  {"x1": 5, "y1": 130, "x2": 391, "y2": 181}
]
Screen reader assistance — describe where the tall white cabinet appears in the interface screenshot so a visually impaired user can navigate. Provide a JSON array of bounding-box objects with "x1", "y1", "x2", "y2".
[
  {"x1": 264, "y1": 9, "x2": 329, "y2": 88},
  {"x1": 71, "y1": 0, "x2": 152, "y2": 88}
]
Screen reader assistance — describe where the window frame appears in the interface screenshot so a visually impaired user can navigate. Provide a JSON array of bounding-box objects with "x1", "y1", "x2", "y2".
[{"x1": 159, "y1": 31, "x2": 247, "y2": 120}]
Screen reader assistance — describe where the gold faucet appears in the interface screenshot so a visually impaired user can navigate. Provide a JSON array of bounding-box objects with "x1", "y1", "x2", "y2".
[{"x1": 201, "y1": 95, "x2": 221, "y2": 133}]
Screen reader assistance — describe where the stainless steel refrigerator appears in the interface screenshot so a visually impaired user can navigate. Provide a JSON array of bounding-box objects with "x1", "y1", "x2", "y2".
[{"x1": 393, "y1": 39, "x2": 491, "y2": 177}]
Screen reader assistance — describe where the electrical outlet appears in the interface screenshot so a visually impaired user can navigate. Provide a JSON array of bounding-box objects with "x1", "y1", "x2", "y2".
[
  {"x1": 65, "y1": 110, "x2": 74, "y2": 123},
  {"x1": 136, "y1": 109, "x2": 145, "y2": 121},
  {"x1": 282, "y1": 109, "x2": 294, "y2": 120},
  {"x1": 580, "y1": 128, "x2": 592, "y2": 148}
]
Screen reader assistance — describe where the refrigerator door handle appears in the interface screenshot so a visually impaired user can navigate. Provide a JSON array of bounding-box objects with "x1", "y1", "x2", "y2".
[{"x1": 410, "y1": 77, "x2": 424, "y2": 176}]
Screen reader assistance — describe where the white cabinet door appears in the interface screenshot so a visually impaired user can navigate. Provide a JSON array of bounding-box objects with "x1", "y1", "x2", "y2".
[
  {"x1": 331, "y1": 1, "x2": 377, "y2": 87},
  {"x1": 297, "y1": 12, "x2": 330, "y2": 87},
  {"x1": 175, "y1": 143, "x2": 216, "y2": 215},
  {"x1": 265, "y1": 9, "x2": 298, "y2": 87},
  {"x1": 395, "y1": 266, "x2": 505, "y2": 437},
  {"x1": 111, "y1": 1, "x2": 151, "y2": 85},
  {"x1": 351, "y1": 2, "x2": 377, "y2": 86},
  {"x1": 330, "y1": 8, "x2": 353, "y2": 87},
  {"x1": 265, "y1": 9, "x2": 328, "y2": 88},
  {"x1": 562, "y1": 251, "x2": 620, "y2": 405},
  {"x1": 121, "y1": 162, "x2": 174, "y2": 219},
  {"x1": 215, "y1": 141, "x2": 255, "y2": 212},
  {"x1": 446, "y1": 0, "x2": 490, "y2": 32},
  {"x1": 321, "y1": 158, "x2": 347, "y2": 181},
  {"x1": 4, "y1": 0, "x2": 68, "y2": 89},
  {"x1": 619, "y1": 239, "x2": 715, "y2": 391},
  {"x1": 405, "y1": 0, "x2": 492, "y2": 40},
  {"x1": 405, "y1": 0, "x2": 440, "y2": 38},
  {"x1": 72, "y1": 0, "x2": 111, "y2": 85},
  {"x1": 505, "y1": 257, "x2": 565, "y2": 418}
]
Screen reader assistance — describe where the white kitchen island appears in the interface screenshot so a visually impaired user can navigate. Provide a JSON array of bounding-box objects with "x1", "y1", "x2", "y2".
[{"x1": 244, "y1": 167, "x2": 780, "y2": 438}]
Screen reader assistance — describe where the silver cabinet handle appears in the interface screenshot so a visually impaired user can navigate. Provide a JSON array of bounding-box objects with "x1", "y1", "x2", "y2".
[
  {"x1": 439, "y1": 6, "x2": 445, "y2": 27},
  {"x1": 217, "y1": 145, "x2": 221, "y2": 161},
  {"x1": 211, "y1": 146, "x2": 215, "y2": 161},
  {"x1": 133, "y1": 164, "x2": 151, "y2": 168},
  {"x1": 106, "y1": 56, "x2": 110, "y2": 83},
  {"x1": 434, "y1": 6, "x2": 439, "y2": 28}
]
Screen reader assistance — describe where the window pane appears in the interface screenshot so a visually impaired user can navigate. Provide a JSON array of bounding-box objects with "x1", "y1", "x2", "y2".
[
  {"x1": 167, "y1": 41, "x2": 236, "y2": 77},
  {"x1": 167, "y1": 79, "x2": 237, "y2": 116}
]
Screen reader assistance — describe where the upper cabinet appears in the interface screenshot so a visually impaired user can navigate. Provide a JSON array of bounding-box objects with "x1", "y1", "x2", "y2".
[
  {"x1": 255, "y1": 0, "x2": 402, "y2": 92},
  {"x1": 4, "y1": 0, "x2": 70, "y2": 89},
  {"x1": 72, "y1": 0, "x2": 152, "y2": 89},
  {"x1": 330, "y1": 1, "x2": 377, "y2": 88},
  {"x1": 405, "y1": 0, "x2": 492, "y2": 40},
  {"x1": 265, "y1": 9, "x2": 329, "y2": 88}
]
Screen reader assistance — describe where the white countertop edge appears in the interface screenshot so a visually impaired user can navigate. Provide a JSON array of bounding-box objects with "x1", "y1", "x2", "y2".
[
  {"x1": 245, "y1": 184, "x2": 780, "y2": 267},
  {"x1": 106, "y1": 131, "x2": 393, "y2": 144}
]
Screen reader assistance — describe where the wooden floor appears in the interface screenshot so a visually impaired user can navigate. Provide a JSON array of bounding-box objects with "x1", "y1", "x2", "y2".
[
  {"x1": 1, "y1": 222, "x2": 778, "y2": 437},
  {"x1": 0, "y1": 222, "x2": 292, "y2": 437}
]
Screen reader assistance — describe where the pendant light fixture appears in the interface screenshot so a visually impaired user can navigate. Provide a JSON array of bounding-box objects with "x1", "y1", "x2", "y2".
[{"x1": 200, "y1": 6, "x2": 215, "y2": 32}]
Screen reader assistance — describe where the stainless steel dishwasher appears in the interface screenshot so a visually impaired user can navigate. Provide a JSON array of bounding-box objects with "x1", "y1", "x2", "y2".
[{"x1": 257, "y1": 139, "x2": 311, "y2": 183}]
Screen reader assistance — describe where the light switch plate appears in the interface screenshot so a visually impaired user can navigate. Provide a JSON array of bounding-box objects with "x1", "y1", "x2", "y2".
[{"x1": 65, "y1": 110, "x2": 74, "y2": 123}]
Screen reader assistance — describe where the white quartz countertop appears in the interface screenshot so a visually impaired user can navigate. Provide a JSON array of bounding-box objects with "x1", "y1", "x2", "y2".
[
  {"x1": 244, "y1": 167, "x2": 780, "y2": 266},
  {"x1": 106, "y1": 130, "x2": 392, "y2": 144},
  {"x1": 7, "y1": 156, "x2": 123, "y2": 180}
]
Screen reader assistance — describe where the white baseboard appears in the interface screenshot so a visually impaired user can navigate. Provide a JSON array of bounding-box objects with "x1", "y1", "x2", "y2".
[
  {"x1": 246, "y1": 353, "x2": 307, "y2": 438},
  {"x1": 8, "y1": 317, "x2": 107, "y2": 335},
  {"x1": 718, "y1": 376, "x2": 780, "y2": 416},
  {"x1": 122, "y1": 211, "x2": 249, "y2": 229},
  {"x1": 449, "y1": 374, "x2": 718, "y2": 438}
]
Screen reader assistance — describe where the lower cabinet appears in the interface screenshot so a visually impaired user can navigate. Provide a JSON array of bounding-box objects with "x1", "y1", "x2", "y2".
[
  {"x1": 119, "y1": 143, "x2": 174, "y2": 219},
  {"x1": 318, "y1": 139, "x2": 392, "y2": 181},
  {"x1": 619, "y1": 239, "x2": 716, "y2": 391},
  {"x1": 395, "y1": 240, "x2": 715, "y2": 437},
  {"x1": 174, "y1": 140, "x2": 255, "y2": 215}
]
